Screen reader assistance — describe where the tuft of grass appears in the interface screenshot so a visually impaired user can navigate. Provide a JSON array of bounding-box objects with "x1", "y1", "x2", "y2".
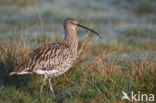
[{"x1": 0, "y1": 28, "x2": 155, "y2": 102}]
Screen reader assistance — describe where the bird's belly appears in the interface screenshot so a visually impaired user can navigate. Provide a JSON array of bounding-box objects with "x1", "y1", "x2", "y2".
[
  {"x1": 51, "y1": 55, "x2": 77, "y2": 77},
  {"x1": 52, "y1": 61, "x2": 74, "y2": 76},
  {"x1": 33, "y1": 52, "x2": 77, "y2": 77},
  {"x1": 34, "y1": 60, "x2": 75, "y2": 77},
  {"x1": 34, "y1": 69, "x2": 58, "y2": 75}
]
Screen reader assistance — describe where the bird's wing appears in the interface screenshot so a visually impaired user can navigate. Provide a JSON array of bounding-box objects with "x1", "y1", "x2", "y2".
[{"x1": 10, "y1": 42, "x2": 71, "y2": 74}]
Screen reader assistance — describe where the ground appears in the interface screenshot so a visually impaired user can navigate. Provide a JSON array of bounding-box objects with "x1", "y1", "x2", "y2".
[{"x1": 0, "y1": 0, "x2": 156, "y2": 103}]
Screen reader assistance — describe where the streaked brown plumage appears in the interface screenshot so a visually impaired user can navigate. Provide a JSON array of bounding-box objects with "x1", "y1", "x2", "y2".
[
  {"x1": 9, "y1": 18, "x2": 101, "y2": 96},
  {"x1": 11, "y1": 42, "x2": 77, "y2": 76}
]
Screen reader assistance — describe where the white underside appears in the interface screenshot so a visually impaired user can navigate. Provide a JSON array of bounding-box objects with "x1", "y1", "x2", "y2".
[
  {"x1": 34, "y1": 69, "x2": 58, "y2": 75},
  {"x1": 17, "y1": 69, "x2": 58, "y2": 75},
  {"x1": 17, "y1": 71, "x2": 29, "y2": 75}
]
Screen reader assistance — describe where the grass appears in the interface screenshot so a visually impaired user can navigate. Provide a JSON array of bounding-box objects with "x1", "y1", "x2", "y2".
[
  {"x1": 0, "y1": 0, "x2": 156, "y2": 102},
  {"x1": 0, "y1": 0, "x2": 36, "y2": 7},
  {"x1": 0, "y1": 26, "x2": 155, "y2": 103},
  {"x1": 135, "y1": 2, "x2": 155, "y2": 16}
]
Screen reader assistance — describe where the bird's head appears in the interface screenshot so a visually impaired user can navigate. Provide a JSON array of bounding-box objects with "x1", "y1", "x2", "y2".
[
  {"x1": 63, "y1": 18, "x2": 78, "y2": 32},
  {"x1": 63, "y1": 18, "x2": 102, "y2": 38}
]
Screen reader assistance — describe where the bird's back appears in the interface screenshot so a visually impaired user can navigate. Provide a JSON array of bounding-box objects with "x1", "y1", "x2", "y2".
[{"x1": 10, "y1": 42, "x2": 77, "y2": 76}]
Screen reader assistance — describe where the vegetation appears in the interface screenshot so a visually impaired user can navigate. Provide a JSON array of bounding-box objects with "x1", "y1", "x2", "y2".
[
  {"x1": 0, "y1": 28, "x2": 155, "y2": 103},
  {"x1": 0, "y1": 0, "x2": 156, "y2": 103}
]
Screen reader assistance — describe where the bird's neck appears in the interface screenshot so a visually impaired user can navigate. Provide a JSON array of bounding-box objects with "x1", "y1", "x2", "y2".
[{"x1": 63, "y1": 28, "x2": 78, "y2": 50}]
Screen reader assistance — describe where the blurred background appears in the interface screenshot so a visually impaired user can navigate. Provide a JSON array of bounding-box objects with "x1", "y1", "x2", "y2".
[
  {"x1": 0, "y1": 0, "x2": 156, "y2": 102},
  {"x1": 0, "y1": 0, "x2": 156, "y2": 48}
]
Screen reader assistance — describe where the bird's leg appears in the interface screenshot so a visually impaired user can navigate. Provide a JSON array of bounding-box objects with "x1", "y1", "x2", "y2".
[
  {"x1": 48, "y1": 77, "x2": 55, "y2": 96},
  {"x1": 40, "y1": 75, "x2": 48, "y2": 93}
]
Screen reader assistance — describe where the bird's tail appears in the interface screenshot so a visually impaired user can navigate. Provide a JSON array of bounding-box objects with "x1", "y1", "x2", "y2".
[{"x1": 9, "y1": 72, "x2": 17, "y2": 76}]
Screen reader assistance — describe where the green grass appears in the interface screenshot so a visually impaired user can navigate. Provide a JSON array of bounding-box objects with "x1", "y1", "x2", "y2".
[
  {"x1": 135, "y1": 2, "x2": 155, "y2": 16},
  {"x1": 0, "y1": 0, "x2": 156, "y2": 102},
  {"x1": 0, "y1": 34, "x2": 155, "y2": 103}
]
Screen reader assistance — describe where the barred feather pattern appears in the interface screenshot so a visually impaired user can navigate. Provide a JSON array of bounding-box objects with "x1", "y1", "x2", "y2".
[
  {"x1": 9, "y1": 18, "x2": 80, "y2": 78},
  {"x1": 11, "y1": 42, "x2": 77, "y2": 77}
]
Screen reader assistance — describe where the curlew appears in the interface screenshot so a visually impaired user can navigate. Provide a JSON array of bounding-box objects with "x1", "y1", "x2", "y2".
[{"x1": 9, "y1": 18, "x2": 101, "y2": 96}]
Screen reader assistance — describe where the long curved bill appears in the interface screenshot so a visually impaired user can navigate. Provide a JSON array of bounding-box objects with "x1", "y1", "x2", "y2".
[{"x1": 76, "y1": 24, "x2": 102, "y2": 38}]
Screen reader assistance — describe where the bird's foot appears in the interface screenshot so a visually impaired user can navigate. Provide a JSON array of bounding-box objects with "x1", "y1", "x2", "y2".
[
  {"x1": 51, "y1": 92, "x2": 56, "y2": 98},
  {"x1": 40, "y1": 90, "x2": 43, "y2": 94}
]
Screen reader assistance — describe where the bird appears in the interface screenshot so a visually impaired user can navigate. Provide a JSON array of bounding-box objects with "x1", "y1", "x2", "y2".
[{"x1": 9, "y1": 18, "x2": 102, "y2": 96}]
